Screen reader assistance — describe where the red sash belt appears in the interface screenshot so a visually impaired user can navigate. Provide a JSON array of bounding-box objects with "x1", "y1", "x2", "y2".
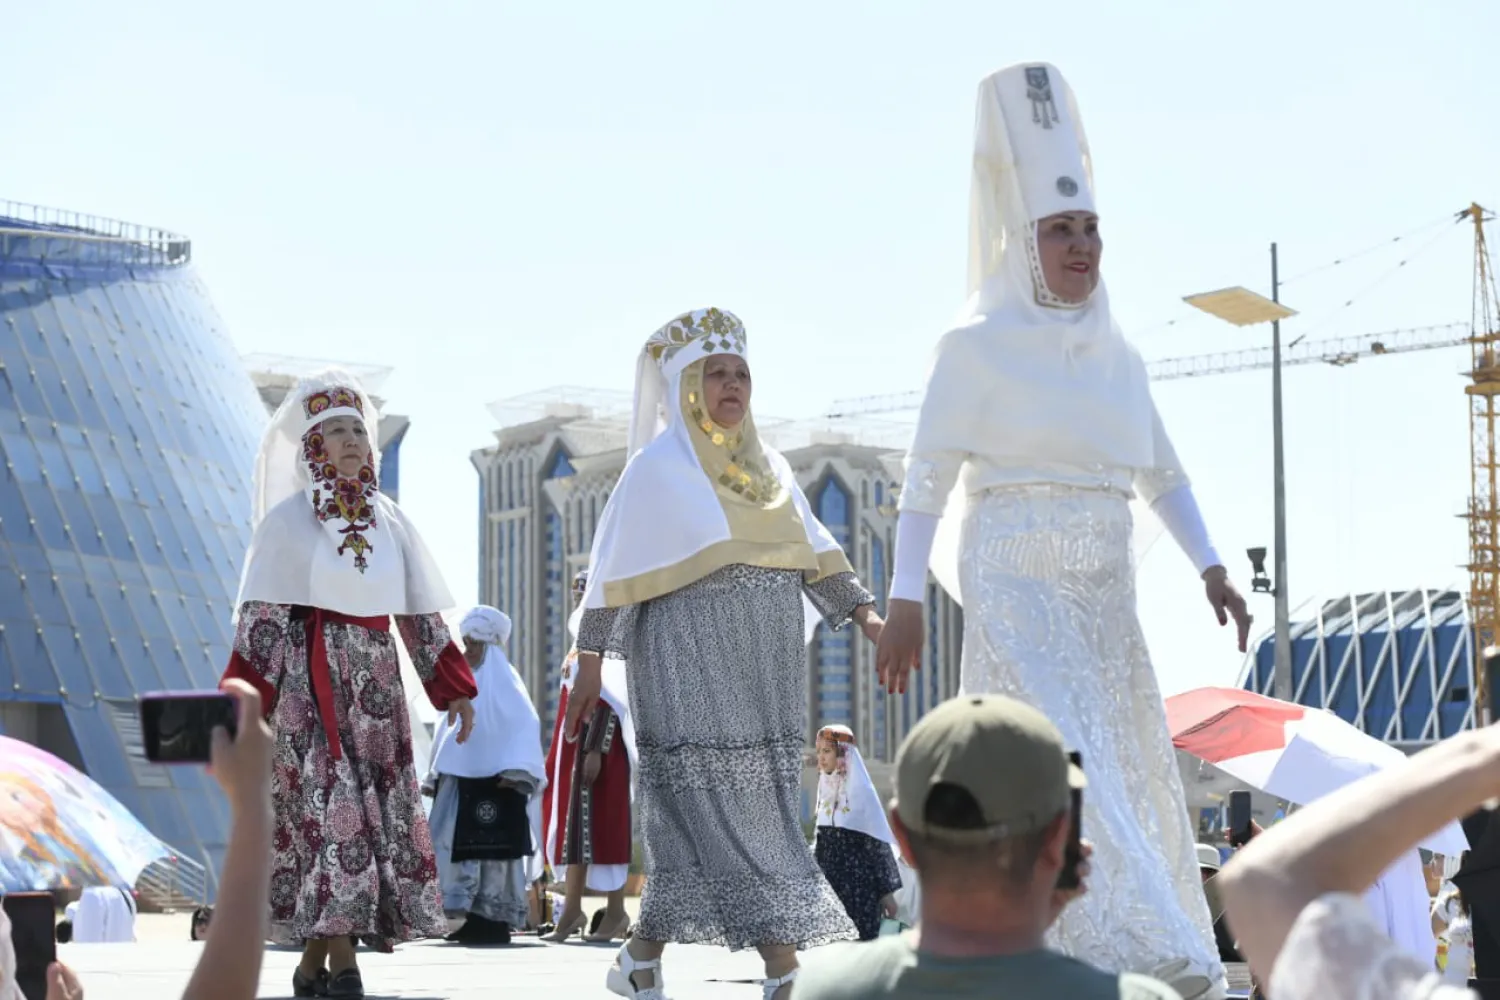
[{"x1": 301, "y1": 607, "x2": 389, "y2": 761}]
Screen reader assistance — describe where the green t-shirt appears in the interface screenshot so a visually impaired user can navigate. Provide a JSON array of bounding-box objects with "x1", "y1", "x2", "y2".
[{"x1": 792, "y1": 934, "x2": 1183, "y2": 1000}]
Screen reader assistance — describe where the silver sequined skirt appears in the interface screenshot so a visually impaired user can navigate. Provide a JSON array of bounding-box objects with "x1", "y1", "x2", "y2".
[{"x1": 958, "y1": 484, "x2": 1224, "y2": 986}]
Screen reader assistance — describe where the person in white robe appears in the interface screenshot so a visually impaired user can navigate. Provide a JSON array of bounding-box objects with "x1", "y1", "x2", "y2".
[
  {"x1": 424, "y1": 606, "x2": 546, "y2": 946},
  {"x1": 874, "y1": 63, "x2": 1253, "y2": 1000},
  {"x1": 70, "y1": 886, "x2": 135, "y2": 943},
  {"x1": 1364, "y1": 849, "x2": 1439, "y2": 967},
  {"x1": 0, "y1": 903, "x2": 17, "y2": 1000}
]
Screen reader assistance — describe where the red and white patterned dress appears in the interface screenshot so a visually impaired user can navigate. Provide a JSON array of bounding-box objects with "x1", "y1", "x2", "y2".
[
  {"x1": 224, "y1": 603, "x2": 476, "y2": 950},
  {"x1": 542, "y1": 654, "x2": 632, "y2": 881}
]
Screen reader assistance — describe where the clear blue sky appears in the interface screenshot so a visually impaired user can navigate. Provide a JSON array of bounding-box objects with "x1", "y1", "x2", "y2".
[{"x1": 5, "y1": 2, "x2": 1497, "y2": 696}]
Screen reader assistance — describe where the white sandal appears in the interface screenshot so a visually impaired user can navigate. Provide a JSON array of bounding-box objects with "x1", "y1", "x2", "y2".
[
  {"x1": 1149, "y1": 958, "x2": 1222, "y2": 1000},
  {"x1": 606, "y1": 943, "x2": 669, "y2": 999},
  {"x1": 762, "y1": 968, "x2": 798, "y2": 1000}
]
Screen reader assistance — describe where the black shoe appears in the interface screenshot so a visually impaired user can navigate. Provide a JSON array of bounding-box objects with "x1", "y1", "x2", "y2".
[
  {"x1": 447, "y1": 914, "x2": 512, "y2": 945},
  {"x1": 328, "y1": 968, "x2": 364, "y2": 999},
  {"x1": 292, "y1": 967, "x2": 329, "y2": 998}
]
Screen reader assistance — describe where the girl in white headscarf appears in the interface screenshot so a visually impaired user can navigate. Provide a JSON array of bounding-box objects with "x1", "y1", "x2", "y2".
[
  {"x1": 424, "y1": 606, "x2": 546, "y2": 946},
  {"x1": 812, "y1": 725, "x2": 901, "y2": 941},
  {"x1": 569, "y1": 307, "x2": 884, "y2": 1000},
  {"x1": 874, "y1": 64, "x2": 1252, "y2": 1000},
  {"x1": 222, "y1": 370, "x2": 476, "y2": 1000}
]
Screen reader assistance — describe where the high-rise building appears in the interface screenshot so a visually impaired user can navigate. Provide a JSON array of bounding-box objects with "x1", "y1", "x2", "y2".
[
  {"x1": 472, "y1": 387, "x2": 963, "y2": 764},
  {"x1": 1239, "y1": 589, "x2": 1476, "y2": 749},
  {"x1": 0, "y1": 201, "x2": 267, "y2": 898}
]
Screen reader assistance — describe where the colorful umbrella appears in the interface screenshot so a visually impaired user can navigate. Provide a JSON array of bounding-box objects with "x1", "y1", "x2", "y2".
[
  {"x1": 1165, "y1": 687, "x2": 1468, "y2": 856},
  {"x1": 0, "y1": 735, "x2": 171, "y2": 892}
]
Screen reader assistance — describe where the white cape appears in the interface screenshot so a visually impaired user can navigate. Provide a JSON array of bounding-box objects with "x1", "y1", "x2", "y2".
[{"x1": 237, "y1": 493, "x2": 453, "y2": 618}]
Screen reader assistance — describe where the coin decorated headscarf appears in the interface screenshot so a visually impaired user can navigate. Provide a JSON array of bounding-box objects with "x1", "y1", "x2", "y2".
[{"x1": 573, "y1": 307, "x2": 852, "y2": 614}]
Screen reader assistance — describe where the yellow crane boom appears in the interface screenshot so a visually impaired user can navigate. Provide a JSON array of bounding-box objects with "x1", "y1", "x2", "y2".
[
  {"x1": 824, "y1": 323, "x2": 1467, "y2": 419},
  {"x1": 1464, "y1": 203, "x2": 1500, "y2": 719}
]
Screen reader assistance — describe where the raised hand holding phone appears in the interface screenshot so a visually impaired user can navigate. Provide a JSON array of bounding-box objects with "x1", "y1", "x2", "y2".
[
  {"x1": 139, "y1": 691, "x2": 238, "y2": 764},
  {"x1": 210, "y1": 679, "x2": 273, "y2": 811},
  {"x1": 1228, "y1": 789, "x2": 1254, "y2": 848},
  {"x1": 1056, "y1": 750, "x2": 1085, "y2": 890}
]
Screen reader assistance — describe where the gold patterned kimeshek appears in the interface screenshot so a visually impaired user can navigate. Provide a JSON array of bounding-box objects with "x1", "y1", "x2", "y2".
[{"x1": 573, "y1": 307, "x2": 852, "y2": 618}]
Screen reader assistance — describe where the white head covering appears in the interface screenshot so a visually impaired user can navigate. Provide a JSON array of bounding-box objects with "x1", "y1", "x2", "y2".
[
  {"x1": 572, "y1": 308, "x2": 852, "y2": 630},
  {"x1": 915, "y1": 64, "x2": 1165, "y2": 598},
  {"x1": 0, "y1": 903, "x2": 16, "y2": 1000},
  {"x1": 429, "y1": 607, "x2": 546, "y2": 781},
  {"x1": 235, "y1": 368, "x2": 454, "y2": 617},
  {"x1": 815, "y1": 725, "x2": 896, "y2": 845}
]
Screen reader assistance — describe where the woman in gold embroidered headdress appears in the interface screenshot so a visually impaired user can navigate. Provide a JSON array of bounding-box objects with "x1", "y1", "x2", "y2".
[{"x1": 566, "y1": 308, "x2": 884, "y2": 1000}]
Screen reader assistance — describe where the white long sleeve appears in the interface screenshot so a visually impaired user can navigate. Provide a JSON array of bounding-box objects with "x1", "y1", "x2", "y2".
[
  {"x1": 1150, "y1": 483, "x2": 1222, "y2": 576},
  {"x1": 890, "y1": 509, "x2": 940, "y2": 603}
]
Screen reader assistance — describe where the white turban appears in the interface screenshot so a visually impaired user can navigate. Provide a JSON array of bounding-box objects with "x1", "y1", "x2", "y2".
[{"x1": 460, "y1": 605, "x2": 512, "y2": 647}]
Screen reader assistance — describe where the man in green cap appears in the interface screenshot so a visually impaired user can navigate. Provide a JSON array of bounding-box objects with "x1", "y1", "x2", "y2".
[{"x1": 792, "y1": 695, "x2": 1183, "y2": 999}]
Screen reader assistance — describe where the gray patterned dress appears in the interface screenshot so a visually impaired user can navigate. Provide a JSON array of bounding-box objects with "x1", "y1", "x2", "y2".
[{"x1": 578, "y1": 564, "x2": 871, "y2": 951}]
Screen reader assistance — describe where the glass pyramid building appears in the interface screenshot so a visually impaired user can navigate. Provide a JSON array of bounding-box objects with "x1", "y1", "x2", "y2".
[{"x1": 0, "y1": 202, "x2": 267, "y2": 897}]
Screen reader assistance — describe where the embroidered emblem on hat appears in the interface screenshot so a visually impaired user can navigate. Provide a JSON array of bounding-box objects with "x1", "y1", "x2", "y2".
[
  {"x1": 1056, "y1": 176, "x2": 1079, "y2": 197},
  {"x1": 303, "y1": 385, "x2": 364, "y2": 421},
  {"x1": 645, "y1": 307, "x2": 747, "y2": 367},
  {"x1": 1025, "y1": 66, "x2": 1059, "y2": 129}
]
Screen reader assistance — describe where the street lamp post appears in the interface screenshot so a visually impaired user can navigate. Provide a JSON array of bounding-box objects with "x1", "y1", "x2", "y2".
[
  {"x1": 1267, "y1": 245, "x2": 1294, "y2": 703},
  {"x1": 1184, "y1": 250, "x2": 1299, "y2": 702}
]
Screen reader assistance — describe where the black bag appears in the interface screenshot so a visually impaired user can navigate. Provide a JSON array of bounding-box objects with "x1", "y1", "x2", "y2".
[{"x1": 452, "y1": 777, "x2": 533, "y2": 863}]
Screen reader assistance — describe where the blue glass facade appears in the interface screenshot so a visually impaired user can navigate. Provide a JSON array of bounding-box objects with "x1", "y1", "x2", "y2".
[
  {"x1": 379, "y1": 421, "x2": 408, "y2": 502},
  {"x1": 813, "y1": 477, "x2": 853, "y2": 728},
  {"x1": 1240, "y1": 590, "x2": 1476, "y2": 743},
  {"x1": 868, "y1": 529, "x2": 889, "y2": 761},
  {"x1": 541, "y1": 448, "x2": 574, "y2": 721},
  {"x1": 0, "y1": 206, "x2": 266, "y2": 895}
]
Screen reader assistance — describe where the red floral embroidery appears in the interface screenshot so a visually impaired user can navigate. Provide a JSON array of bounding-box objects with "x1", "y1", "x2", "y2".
[
  {"x1": 303, "y1": 424, "x2": 378, "y2": 574},
  {"x1": 302, "y1": 385, "x2": 365, "y2": 420}
]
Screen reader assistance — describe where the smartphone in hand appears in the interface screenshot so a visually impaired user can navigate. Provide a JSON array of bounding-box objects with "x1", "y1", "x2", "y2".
[
  {"x1": 139, "y1": 691, "x2": 237, "y2": 764},
  {"x1": 1057, "y1": 751, "x2": 1084, "y2": 890},
  {"x1": 1228, "y1": 789, "x2": 1254, "y2": 848},
  {"x1": 1485, "y1": 645, "x2": 1500, "y2": 726},
  {"x1": 4, "y1": 892, "x2": 55, "y2": 1000}
]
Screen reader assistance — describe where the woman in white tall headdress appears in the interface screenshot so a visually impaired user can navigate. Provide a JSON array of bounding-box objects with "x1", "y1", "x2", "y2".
[
  {"x1": 222, "y1": 369, "x2": 476, "y2": 1000},
  {"x1": 812, "y1": 725, "x2": 902, "y2": 941},
  {"x1": 874, "y1": 65, "x2": 1253, "y2": 1000},
  {"x1": 423, "y1": 605, "x2": 546, "y2": 946},
  {"x1": 567, "y1": 308, "x2": 885, "y2": 1000}
]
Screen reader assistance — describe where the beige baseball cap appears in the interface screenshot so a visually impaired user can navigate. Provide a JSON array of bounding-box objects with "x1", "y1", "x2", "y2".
[{"x1": 894, "y1": 694, "x2": 1085, "y2": 844}]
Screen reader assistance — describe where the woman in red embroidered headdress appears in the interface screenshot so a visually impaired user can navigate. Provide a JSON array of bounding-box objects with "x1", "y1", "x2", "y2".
[{"x1": 223, "y1": 370, "x2": 476, "y2": 1000}]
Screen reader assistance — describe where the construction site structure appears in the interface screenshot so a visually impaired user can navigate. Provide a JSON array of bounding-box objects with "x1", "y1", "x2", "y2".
[{"x1": 1463, "y1": 203, "x2": 1500, "y2": 719}]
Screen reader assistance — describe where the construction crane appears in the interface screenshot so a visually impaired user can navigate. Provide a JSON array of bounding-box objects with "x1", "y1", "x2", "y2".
[
  {"x1": 825, "y1": 322, "x2": 1467, "y2": 419},
  {"x1": 1464, "y1": 203, "x2": 1500, "y2": 717}
]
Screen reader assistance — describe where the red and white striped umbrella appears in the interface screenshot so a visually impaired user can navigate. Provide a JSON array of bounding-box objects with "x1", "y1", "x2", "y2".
[{"x1": 1165, "y1": 686, "x2": 1467, "y2": 856}]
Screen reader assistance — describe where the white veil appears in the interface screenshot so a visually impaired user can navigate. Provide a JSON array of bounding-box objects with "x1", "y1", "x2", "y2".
[
  {"x1": 235, "y1": 368, "x2": 454, "y2": 618},
  {"x1": 919, "y1": 64, "x2": 1167, "y2": 602}
]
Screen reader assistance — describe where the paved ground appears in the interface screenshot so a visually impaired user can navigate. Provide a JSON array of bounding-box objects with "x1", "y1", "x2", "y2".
[
  {"x1": 60, "y1": 914, "x2": 1256, "y2": 999},
  {"x1": 61, "y1": 913, "x2": 780, "y2": 999}
]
